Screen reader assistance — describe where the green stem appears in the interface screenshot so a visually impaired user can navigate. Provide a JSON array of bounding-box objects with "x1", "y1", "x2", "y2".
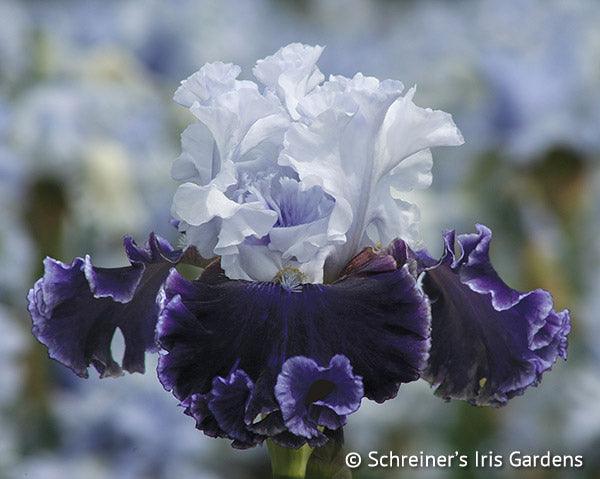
[{"x1": 267, "y1": 439, "x2": 313, "y2": 479}]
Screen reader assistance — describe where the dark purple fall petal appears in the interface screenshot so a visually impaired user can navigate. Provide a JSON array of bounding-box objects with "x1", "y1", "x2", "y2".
[
  {"x1": 157, "y1": 258, "x2": 429, "y2": 401},
  {"x1": 157, "y1": 247, "x2": 430, "y2": 444},
  {"x1": 28, "y1": 233, "x2": 189, "y2": 378},
  {"x1": 182, "y1": 393, "x2": 225, "y2": 440},
  {"x1": 208, "y1": 369, "x2": 264, "y2": 448},
  {"x1": 420, "y1": 224, "x2": 571, "y2": 406},
  {"x1": 274, "y1": 355, "x2": 363, "y2": 441}
]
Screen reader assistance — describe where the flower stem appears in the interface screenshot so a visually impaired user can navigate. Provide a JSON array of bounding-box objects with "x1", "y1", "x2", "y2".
[{"x1": 267, "y1": 439, "x2": 313, "y2": 479}]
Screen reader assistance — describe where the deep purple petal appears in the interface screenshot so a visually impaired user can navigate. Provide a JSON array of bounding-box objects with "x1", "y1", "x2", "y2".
[
  {"x1": 317, "y1": 355, "x2": 364, "y2": 414},
  {"x1": 28, "y1": 233, "x2": 188, "y2": 378},
  {"x1": 208, "y1": 369, "x2": 264, "y2": 447},
  {"x1": 181, "y1": 369, "x2": 265, "y2": 448},
  {"x1": 157, "y1": 253, "x2": 430, "y2": 404},
  {"x1": 156, "y1": 247, "x2": 429, "y2": 446},
  {"x1": 420, "y1": 224, "x2": 571, "y2": 406},
  {"x1": 182, "y1": 393, "x2": 225, "y2": 439},
  {"x1": 310, "y1": 406, "x2": 346, "y2": 430},
  {"x1": 274, "y1": 355, "x2": 362, "y2": 439},
  {"x1": 246, "y1": 408, "x2": 287, "y2": 436},
  {"x1": 271, "y1": 429, "x2": 329, "y2": 449}
]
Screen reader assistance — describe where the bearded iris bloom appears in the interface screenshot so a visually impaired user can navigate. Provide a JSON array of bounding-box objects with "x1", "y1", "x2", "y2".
[{"x1": 28, "y1": 43, "x2": 570, "y2": 464}]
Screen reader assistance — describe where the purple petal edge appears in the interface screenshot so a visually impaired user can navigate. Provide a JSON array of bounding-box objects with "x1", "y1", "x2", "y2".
[
  {"x1": 420, "y1": 224, "x2": 571, "y2": 406},
  {"x1": 274, "y1": 355, "x2": 363, "y2": 440},
  {"x1": 28, "y1": 233, "x2": 190, "y2": 378}
]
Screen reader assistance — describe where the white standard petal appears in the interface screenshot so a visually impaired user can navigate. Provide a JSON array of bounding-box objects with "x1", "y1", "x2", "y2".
[
  {"x1": 265, "y1": 178, "x2": 337, "y2": 263},
  {"x1": 174, "y1": 60, "x2": 289, "y2": 176},
  {"x1": 171, "y1": 61, "x2": 292, "y2": 267},
  {"x1": 282, "y1": 75, "x2": 464, "y2": 280},
  {"x1": 173, "y1": 182, "x2": 277, "y2": 249},
  {"x1": 214, "y1": 201, "x2": 279, "y2": 254},
  {"x1": 171, "y1": 123, "x2": 218, "y2": 185},
  {"x1": 172, "y1": 182, "x2": 241, "y2": 226},
  {"x1": 268, "y1": 217, "x2": 331, "y2": 263},
  {"x1": 220, "y1": 244, "x2": 282, "y2": 282},
  {"x1": 174, "y1": 62, "x2": 245, "y2": 108},
  {"x1": 178, "y1": 218, "x2": 220, "y2": 259},
  {"x1": 218, "y1": 177, "x2": 337, "y2": 283},
  {"x1": 171, "y1": 46, "x2": 465, "y2": 284},
  {"x1": 189, "y1": 86, "x2": 288, "y2": 172},
  {"x1": 253, "y1": 43, "x2": 325, "y2": 120},
  {"x1": 221, "y1": 242, "x2": 332, "y2": 283},
  {"x1": 374, "y1": 86, "x2": 464, "y2": 178}
]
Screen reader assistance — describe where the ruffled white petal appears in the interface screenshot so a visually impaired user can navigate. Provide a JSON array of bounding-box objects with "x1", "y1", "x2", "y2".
[
  {"x1": 170, "y1": 44, "x2": 464, "y2": 283},
  {"x1": 282, "y1": 74, "x2": 464, "y2": 280},
  {"x1": 365, "y1": 179, "x2": 422, "y2": 247},
  {"x1": 220, "y1": 244, "x2": 282, "y2": 282},
  {"x1": 253, "y1": 43, "x2": 325, "y2": 120},
  {"x1": 174, "y1": 62, "x2": 245, "y2": 108},
  {"x1": 179, "y1": 219, "x2": 220, "y2": 259},
  {"x1": 213, "y1": 203, "x2": 278, "y2": 253},
  {"x1": 266, "y1": 179, "x2": 337, "y2": 263},
  {"x1": 375, "y1": 86, "x2": 464, "y2": 180},
  {"x1": 189, "y1": 87, "x2": 286, "y2": 168},
  {"x1": 172, "y1": 182, "x2": 241, "y2": 226},
  {"x1": 170, "y1": 123, "x2": 217, "y2": 185},
  {"x1": 221, "y1": 242, "x2": 332, "y2": 283},
  {"x1": 214, "y1": 176, "x2": 337, "y2": 282},
  {"x1": 172, "y1": 181, "x2": 278, "y2": 263},
  {"x1": 171, "y1": 58, "x2": 295, "y2": 278}
]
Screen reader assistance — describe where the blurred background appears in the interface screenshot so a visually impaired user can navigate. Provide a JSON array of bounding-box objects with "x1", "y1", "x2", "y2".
[{"x1": 0, "y1": 0, "x2": 599, "y2": 478}]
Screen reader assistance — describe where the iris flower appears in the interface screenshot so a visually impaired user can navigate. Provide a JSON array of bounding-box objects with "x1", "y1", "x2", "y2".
[{"x1": 28, "y1": 44, "x2": 570, "y2": 463}]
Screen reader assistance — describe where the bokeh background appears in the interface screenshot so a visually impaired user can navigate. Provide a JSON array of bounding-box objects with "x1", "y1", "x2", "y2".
[{"x1": 0, "y1": 0, "x2": 599, "y2": 478}]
